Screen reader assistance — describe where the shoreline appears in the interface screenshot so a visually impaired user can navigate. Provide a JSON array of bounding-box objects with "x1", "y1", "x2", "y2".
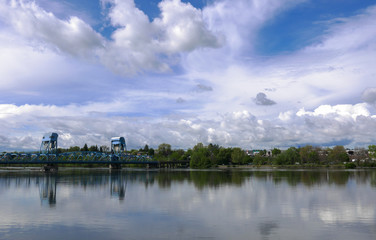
[{"x1": 1, "y1": 164, "x2": 376, "y2": 171}]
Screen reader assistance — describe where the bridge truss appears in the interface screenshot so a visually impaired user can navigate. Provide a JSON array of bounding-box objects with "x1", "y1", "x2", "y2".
[{"x1": 0, "y1": 151, "x2": 157, "y2": 165}]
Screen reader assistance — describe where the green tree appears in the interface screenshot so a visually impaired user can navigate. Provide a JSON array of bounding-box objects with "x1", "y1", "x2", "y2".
[
  {"x1": 81, "y1": 143, "x2": 88, "y2": 152},
  {"x1": 328, "y1": 145, "x2": 349, "y2": 163},
  {"x1": 193, "y1": 143, "x2": 204, "y2": 151},
  {"x1": 231, "y1": 148, "x2": 249, "y2": 165},
  {"x1": 181, "y1": 149, "x2": 192, "y2": 161},
  {"x1": 207, "y1": 143, "x2": 220, "y2": 165},
  {"x1": 190, "y1": 147, "x2": 211, "y2": 168},
  {"x1": 352, "y1": 147, "x2": 368, "y2": 164},
  {"x1": 253, "y1": 154, "x2": 267, "y2": 165},
  {"x1": 285, "y1": 147, "x2": 300, "y2": 164},
  {"x1": 170, "y1": 149, "x2": 185, "y2": 161},
  {"x1": 148, "y1": 148, "x2": 155, "y2": 156},
  {"x1": 89, "y1": 145, "x2": 98, "y2": 152},
  {"x1": 368, "y1": 145, "x2": 376, "y2": 159},
  {"x1": 68, "y1": 146, "x2": 80, "y2": 152},
  {"x1": 130, "y1": 149, "x2": 138, "y2": 155},
  {"x1": 216, "y1": 148, "x2": 232, "y2": 165},
  {"x1": 157, "y1": 143, "x2": 172, "y2": 159},
  {"x1": 99, "y1": 145, "x2": 109, "y2": 153},
  {"x1": 143, "y1": 144, "x2": 149, "y2": 152},
  {"x1": 259, "y1": 149, "x2": 267, "y2": 156},
  {"x1": 299, "y1": 145, "x2": 319, "y2": 164},
  {"x1": 272, "y1": 148, "x2": 281, "y2": 156},
  {"x1": 319, "y1": 147, "x2": 329, "y2": 164},
  {"x1": 274, "y1": 147, "x2": 300, "y2": 165},
  {"x1": 208, "y1": 143, "x2": 220, "y2": 155}
]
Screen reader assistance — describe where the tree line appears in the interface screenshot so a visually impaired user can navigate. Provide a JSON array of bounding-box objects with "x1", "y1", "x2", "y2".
[
  {"x1": 132, "y1": 143, "x2": 376, "y2": 168},
  {"x1": 58, "y1": 144, "x2": 109, "y2": 153},
  {"x1": 146, "y1": 143, "x2": 376, "y2": 168},
  {"x1": 57, "y1": 143, "x2": 376, "y2": 168}
]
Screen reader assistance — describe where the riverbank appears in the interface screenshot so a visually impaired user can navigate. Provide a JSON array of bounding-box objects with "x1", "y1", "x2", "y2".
[
  {"x1": 217, "y1": 164, "x2": 367, "y2": 169},
  {"x1": 2, "y1": 163, "x2": 375, "y2": 171}
]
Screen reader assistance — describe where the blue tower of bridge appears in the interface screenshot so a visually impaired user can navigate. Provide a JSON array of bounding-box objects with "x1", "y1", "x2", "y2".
[
  {"x1": 40, "y1": 132, "x2": 58, "y2": 154},
  {"x1": 110, "y1": 137, "x2": 126, "y2": 169},
  {"x1": 111, "y1": 137, "x2": 126, "y2": 153}
]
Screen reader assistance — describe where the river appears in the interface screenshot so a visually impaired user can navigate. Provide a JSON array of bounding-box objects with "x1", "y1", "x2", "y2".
[{"x1": 0, "y1": 168, "x2": 375, "y2": 239}]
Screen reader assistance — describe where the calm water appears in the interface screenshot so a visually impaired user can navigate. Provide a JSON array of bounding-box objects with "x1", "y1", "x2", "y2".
[{"x1": 0, "y1": 168, "x2": 376, "y2": 240}]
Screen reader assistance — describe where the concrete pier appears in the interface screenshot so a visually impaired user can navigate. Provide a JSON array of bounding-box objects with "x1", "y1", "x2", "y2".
[
  {"x1": 42, "y1": 164, "x2": 58, "y2": 172},
  {"x1": 109, "y1": 163, "x2": 122, "y2": 169}
]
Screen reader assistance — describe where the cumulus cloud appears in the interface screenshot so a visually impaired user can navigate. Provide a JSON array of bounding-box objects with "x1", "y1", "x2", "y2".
[
  {"x1": 361, "y1": 88, "x2": 376, "y2": 105},
  {"x1": 0, "y1": 0, "x2": 104, "y2": 59},
  {"x1": 1, "y1": 0, "x2": 376, "y2": 150},
  {"x1": 296, "y1": 103, "x2": 370, "y2": 120},
  {"x1": 278, "y1": 111, "x2": 293, "y2": 121},
  {"x1": 186, "y1": 1, "x2": 376, "y2": 105},
  {"x1": 254, "y1": 92, "x2": 276, "y2": 106},
  {"x1": 100, "y1": 0, "x2": 222, "y2": 74},
  {"x1": 2, "y1": 102, "x2": 376, "y2": 151},
  {"x1": 0, "y1": 0, "x2": 221, "y2": 75},
  {"x1": 154, "y1": 0, "x2": 222, "y2": 53}
]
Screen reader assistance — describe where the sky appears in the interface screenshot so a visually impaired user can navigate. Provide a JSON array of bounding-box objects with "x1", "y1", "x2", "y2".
[{"x1": 1, "y1": 0, "x2": 376, "y2": 151}]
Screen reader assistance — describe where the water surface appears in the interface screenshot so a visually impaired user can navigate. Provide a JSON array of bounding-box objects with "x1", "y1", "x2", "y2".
[{"x1": 0, "y1": 168, "x2": 375, "y2": 239}]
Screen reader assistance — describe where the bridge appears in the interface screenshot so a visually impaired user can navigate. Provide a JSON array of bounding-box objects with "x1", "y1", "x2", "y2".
[{"x1": 0, "y1": 133, "x2": 189, "y2": 171}]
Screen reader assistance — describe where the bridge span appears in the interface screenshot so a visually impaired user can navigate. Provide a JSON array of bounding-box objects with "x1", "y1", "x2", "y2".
[{"x1": 0, "y1": 133, "x2": 189, "y2": 171}]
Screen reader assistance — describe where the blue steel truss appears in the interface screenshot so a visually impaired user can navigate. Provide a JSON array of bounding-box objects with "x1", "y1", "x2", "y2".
[{"x1": 0, "y1": 151, "x2": 157, "y2": 165}]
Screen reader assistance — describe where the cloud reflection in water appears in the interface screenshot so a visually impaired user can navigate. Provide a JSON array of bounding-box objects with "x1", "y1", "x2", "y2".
[{"x1": 0, "y1": 169, "x2": 375, "y2": 240}]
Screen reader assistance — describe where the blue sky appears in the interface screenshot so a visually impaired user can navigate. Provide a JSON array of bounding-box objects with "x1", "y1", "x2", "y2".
[
  {"x1": 257, "y1": 0, "x2": 376, "y2": 54},
  {"x1": 1, "y1": 0, "x2": 376, "y2": 151}
]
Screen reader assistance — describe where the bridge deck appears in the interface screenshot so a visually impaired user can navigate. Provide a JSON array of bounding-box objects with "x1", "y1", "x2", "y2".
[
  {"x1": 0, "y1": 161, "x2": 160, "y2": 165},
  {"x1": 0, "y1": 152, "x2": 189, "y2": 167}
]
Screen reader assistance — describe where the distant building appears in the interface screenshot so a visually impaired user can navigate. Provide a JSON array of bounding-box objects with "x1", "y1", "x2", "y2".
[{"x1": 245, "y1": 150, "x2": 272, "y2": 157}]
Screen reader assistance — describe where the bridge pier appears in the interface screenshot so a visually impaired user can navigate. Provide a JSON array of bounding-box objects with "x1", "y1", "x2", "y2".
[
  {"x1": 42, "y1": 164, "x2": 58, "y2": 172},
  {"x1": 109, "y1": 163, "x2": 122, "y2": 169}
]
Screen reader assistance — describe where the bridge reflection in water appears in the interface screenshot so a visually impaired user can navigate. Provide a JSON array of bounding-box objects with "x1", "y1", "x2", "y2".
[
  {"x1": 1, "y1": 169, "x2": 376, "y2": 207},
  {"x1": 38, "y1": 174, "x2": 57, "y2": 206},
  {"x1": 0, "y1": 170, "x2": 132, "y2": 206},
  {"x1": 1, "y1": 169, "x2": 376, "y2": 240},
  {"x1": 38, "y1": 171, "x2": 129, "y2": 205}
]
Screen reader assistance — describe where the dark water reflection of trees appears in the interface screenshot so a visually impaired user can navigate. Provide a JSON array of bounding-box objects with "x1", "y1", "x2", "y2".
[
  {"x1": 1, "y1": 169, "x2": 376, "y2": 188},
  {"x1": 1, "y1": 169, "x2": 376, "y2": 204}
]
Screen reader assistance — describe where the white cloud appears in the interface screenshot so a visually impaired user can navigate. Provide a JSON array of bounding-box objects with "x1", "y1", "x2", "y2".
[
  {"x1": 278, "y1": 111, "x2": 293, "y2": 121},
  {"x1": 362, "y1": 88, "x2": 376, "y2": 105},
  {"x1": 202, "y1": 0, "x2": 306, "y2": 54},
  {"x1": 0, "y1": 0, "x2": 104, "y2": 59},
  {"x1": 1, "y1": 0, "x2": 376, "y2": 150},
  {"x1": 309, "y1": 5, "x2": 376, "y2": 51},
  {"x1": 183, "y1": 1, "x2": 376, "y2": 119},
  {"x1": 155, "y1": 0, "x2": 222, "y2": 53},
  {"x1": 296, "y1": 103, "x2": 371, "y2": 120},
  {"x1": 254, "y1": 92, "x2": 276, "y2": 106},
  {"x1": 0, "y1": 0, "x2": 221, "y2": 75},
  {"x1": 2, "y1": 102, "x2": 376, "y2": 151},
  {"x1": 100, "y1": 0, "x2": 222, "y2": 74},
  {"x1": 1, "y1": 172, "x2": 375, "y2": 239}
]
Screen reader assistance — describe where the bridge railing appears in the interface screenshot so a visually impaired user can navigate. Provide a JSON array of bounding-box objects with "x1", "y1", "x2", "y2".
[
  {"x1": 57, "y1": 151, "x2": 110, "y2": 163},
  {"x1": 0, "y1": 152, "x2": 58, "y2": 163},
  {"x1": 0, "y1": 151, "x2": 155, "y2": 164}
]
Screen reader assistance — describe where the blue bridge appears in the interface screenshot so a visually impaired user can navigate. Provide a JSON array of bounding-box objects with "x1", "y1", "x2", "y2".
[{"x1": 0, "y1": 133, "x2": 189, "y2": 171}]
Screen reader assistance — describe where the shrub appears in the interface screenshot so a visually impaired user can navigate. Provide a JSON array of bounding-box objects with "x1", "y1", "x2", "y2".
[{"x1": 344, "y1": 162, "x2": 356, "y2": 169}]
